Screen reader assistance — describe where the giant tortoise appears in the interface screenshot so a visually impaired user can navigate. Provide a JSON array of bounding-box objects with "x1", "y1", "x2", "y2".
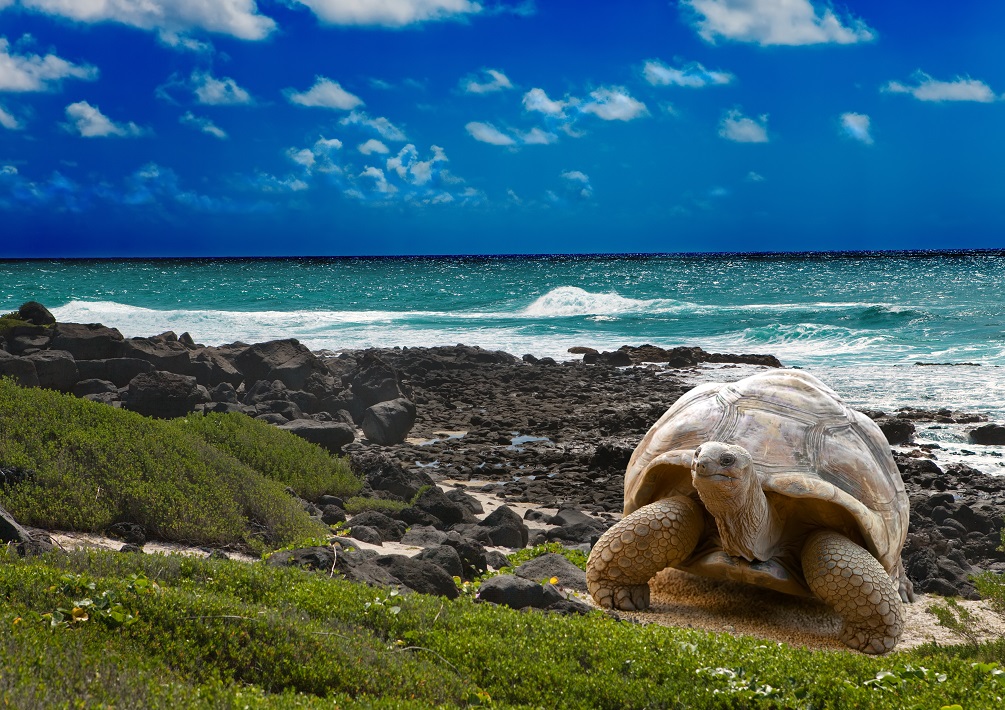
[{"x1": 586, "y1": 369, "x2": 914, "y2": 653}]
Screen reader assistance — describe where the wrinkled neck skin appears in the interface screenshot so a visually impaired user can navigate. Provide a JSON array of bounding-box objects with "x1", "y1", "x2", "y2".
[{"x1": 693, "y1": 468, "x2": 783, "y2": 562}]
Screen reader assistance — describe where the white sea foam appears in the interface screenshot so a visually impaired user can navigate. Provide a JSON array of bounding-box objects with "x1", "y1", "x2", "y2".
[{"x1": 520, "y1": 286, "x2": 689, "y2": 317}]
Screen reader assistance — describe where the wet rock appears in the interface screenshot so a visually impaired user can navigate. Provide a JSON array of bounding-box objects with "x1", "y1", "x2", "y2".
[{"x1": 969, "y1": 423, "x2": 1005, "y2": 445}]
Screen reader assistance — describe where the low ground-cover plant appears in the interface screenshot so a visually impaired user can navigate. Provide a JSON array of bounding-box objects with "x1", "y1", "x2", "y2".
[
  {"x1": 0, "y1": 548, "x2": 1003, "y2": 709},
  {"x1": 179, "y1": 412, "x2": 361, "y2": 500},
  {"x1": 344, "y1": 496, "x2": 407, "y2": 515},
  {"x1": 0, "y1": 380, "x2": 328, "y2": 551}
]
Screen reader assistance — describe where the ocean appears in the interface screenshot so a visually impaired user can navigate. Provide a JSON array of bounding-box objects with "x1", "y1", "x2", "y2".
[{"x1": 3, "y1": 251, "x2": 1004, "y2": 474}]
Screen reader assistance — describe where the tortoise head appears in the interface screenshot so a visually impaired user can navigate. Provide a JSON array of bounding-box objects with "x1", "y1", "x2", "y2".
[{"x1": 691, "y1": 442, "x2": 779, "y2": 561}]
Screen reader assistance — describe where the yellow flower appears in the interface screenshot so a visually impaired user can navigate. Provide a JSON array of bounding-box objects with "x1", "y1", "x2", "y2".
[
  {"x1": 71, "y1": 607, "x2": 89, "y2": 622},
  {"x1": 549, "y1": 576, "x2": 559, "y2": 585}
]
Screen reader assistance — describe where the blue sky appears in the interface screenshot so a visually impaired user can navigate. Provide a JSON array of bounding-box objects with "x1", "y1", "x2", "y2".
[{"x1": 1, "y1": 0, "x2": 1004, "y2": 257}]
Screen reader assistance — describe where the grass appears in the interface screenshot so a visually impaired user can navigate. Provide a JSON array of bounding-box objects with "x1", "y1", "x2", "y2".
[
  {"x1": 0, "y1": 311, "x2": 40, "y2": 337},
  {"x1": 0, "y1": 547, "x2": 1003, "y2": 709},
  {"x1": 0, "y1": 379, "x2": 362, "y2": 553}
]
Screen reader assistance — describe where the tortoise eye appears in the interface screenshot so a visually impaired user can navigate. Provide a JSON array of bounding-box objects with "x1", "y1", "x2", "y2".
[{"x1": 719, "y1": 453, "x2": 736, "y2": 467}]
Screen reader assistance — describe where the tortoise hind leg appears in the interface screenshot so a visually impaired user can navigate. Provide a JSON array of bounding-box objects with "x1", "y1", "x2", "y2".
[
  {"x1": 587, "y1": 496, "x2": 703, "y2": 611},
  {"x1": 801, "y1": 530, "x2": 904, "y2": 654}
]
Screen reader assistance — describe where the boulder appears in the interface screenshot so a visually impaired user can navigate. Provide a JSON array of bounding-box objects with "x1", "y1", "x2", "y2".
[
  {"x1": 414, "y1": 545, "x2": 464, "y2": 579},
  {"x1": 123, "y1": 338, "x2": 192, "y2": 374},
  {"x1": 479, "y1": 505, "x2": 529, "y2": 548},
  {"x1": 444, "y1": 537, "x2": 489, "y2": 580},
  {"x1": 873, "y1": 416, "x2": 915, "y2": 445},
  {"x1": 209, "y1": 382, "x2": 239, "y2": 403},
  {"x1": 514, "y1": 553, "x2": 588, "y2": 593},
  {"x1": 266, "y1": 546, "x2": 336, "y2": 572},
  {"x1": 361, "y1": 398, "x2": 417, "y2": 445},
  {"x1": 235, "y1": 339, "x2": 323, "y2": 390},
  {"x1": 106, "y1": 522, "x2": 146, "y2": 546},
  {"x1": 547, "y1": 507, "x2": 596, "y2": 527},
  {"x1": 50, "y1": 323, "x2": 125, "y2": 360},
  {"x1": 348, "y1": 510, "x2": 406, "y2": 542},
  {"x1": 349, "y1": 525, "x2": 383, "y2": 545},
  {"x1": 72, "y1": 378, "x2": 118, "y2": 397},
  {"x1": 277, "y1": 419, "x2": 355, "y2": 454},
  {"x1": 77, "y1": 358, "x2": 155, "y2": 388},
  {"x1": 400, "y1": 525, "x2": 448, "y2": 547},
  {"x1": 477, "y1": 574, "x2": 564, "y2": 609},
  {"x1": 17, "y1": 301, "x2": 55, "y2": 326},
  {"x1": 320, "y1": 505, "x2": 347, "y2": 526},
  {"x1": 24, "y1": 350, "x2": 77, "y2": 392},
  {"x1": 349, "y1": 353, "x2": 408, "y2": 412},
  {"x1": 0, "y1": 351, "x2": 39, "y2": 387},
  {"x1": 546, "y1": 522, "x2": 603, "y2": 545},
  {"x1": 411, "y1": 486, "x2": 472, "y2": 527},
  {"x1": 446, "y1": 488, "x2": 483, "y2": 514},
  {"x1": 123, "y1": 371, "x2": 204, "y2": 419},
  {"x1": 0, "y1": 503, "x2": 31, "y2": 545},
  {"x1": 352, "y1": 451, "x2": 435, "y2": 500},
  {"x1": 4, "y1": 330, "x2": 53, "y2": 355},
  {"x1": 969, "y1": 423, "x2": 1005, "y2": 445},
  {"x1": 372, "y1": 555, "x2": 459, "y2": 598},
  {"x1": 189, "y1": 348, "x2": 243, "y2": 387}
]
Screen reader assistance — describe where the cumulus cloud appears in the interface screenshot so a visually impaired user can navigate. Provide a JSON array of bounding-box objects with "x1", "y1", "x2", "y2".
[
  {"x1": 287, "y1": 136, "x2": 343, "y2": 175},
  {"x1": 839, "y1": 112, "x2": 872, "y2": 145},
  {"x1": 192, "y1": 70, "x2": 252, "y2": 105},
  {"x1": 339, "y1": 111, "x2": 406, "y2": 141},
  {"x1": 287, "y1": 77, "x2": 363, "y2": 110},
  {"x1": 179, "y1": 111, "x2": 227, "y2": 139},
  {"x1": 518, "y1": 127, "x2": 557, "y2": 145},
  {"x1": 0, "y1": 104, "x2": 21, "y2": 129},
  {"x1": 883, "y1": 71, "x2": 996, "y2": 103},
  {"x1": 358, "y1": 138, "x2": 389, "y2": 154},
  {"x1": 465, "y1": 120, "x2": 516, "y2": 146},
  {"x1": 359, "y1": 166, "x2": 396, "y2": 194},
  {"x1": 643, "y1": 59, "x2": 733, "y2": 88},
  {"x1": 718, "y1": 108, "x2": 768, "y2": 142},
  {"x1": 580, "y1": 87, "x2": 647, "y2": 121},
  {"x1": 462, "y1": 68, "x2": 512, "y2": 94},
  {"x1": 522, "y1": 87, "x2": 571, "y2": 117},
  {"x1": 0, "y1": 37, "x2": 98, "y2": 92},
  {"x1": 560, "y1": 169, "x2": 593, "y2": 199},
  {"x1": 386, "y1": 143, "x2": 447, "y2": 185},
  {"x1": 64, "y1": 101, "x2": 143, "y2": 138},
  {"x1": 293, "y1": 0, "x2": 481, "y2": 27},
  {"x1": 682, "y1": 0, "x2": 875, "y2": 46},
  {"x1": 16, "y1": 0, "x2": 276, "y2": 42}
]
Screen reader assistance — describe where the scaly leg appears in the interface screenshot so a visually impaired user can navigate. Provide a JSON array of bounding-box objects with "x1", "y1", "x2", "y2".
[
  {"x1": 801, "y1": 530, "x2": 904, "y2": 654},
  {"x1": 586, "y1": 496, "x2": 703, "y2": 611}
]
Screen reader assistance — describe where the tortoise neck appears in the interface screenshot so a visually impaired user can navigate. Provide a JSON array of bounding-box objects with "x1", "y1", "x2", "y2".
[{"x1": 694, "y1": 469, "x2": 782, "y2": 562}]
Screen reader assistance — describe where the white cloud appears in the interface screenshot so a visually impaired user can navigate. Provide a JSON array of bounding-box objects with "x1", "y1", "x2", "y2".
[
  {"x1": 682, "y1": 0, "x2": 875, "y2": 46},
  {"x1": 839, "y1": 112, "x2": 872, "y2": 145},
  {"x1": 64, "y1": 101, "x2": 143, "y2": 138},
  {"x1": 293, "y1": 0, "x2": 481, "y2": 27},
  {"x1": 643, "y1": 59, "x2": 733, "y2": 88},
  {"x1": 287, "y1": 77, "x2": 363, "y2": 110},
  {"x1": 0, "y1": 104, "x2": 21, "y2": 129},
  {"x1": 522, "y1": 87, "x2": 570, "y2": 117},
  {"x1": 465, "y1": 121, "x2": 515, "y2": 146},
  {"x1": 387, "y1": 143, "x2": 447, "y2": 185},
  {"x1": 179, "y1": 111, "x2": 227, "y2": 139},
  {"x1": 560, "y1": 169, "x2": 593, "y2": 199},
  {"x1": 463, "y1": 68, "x2": 512, "y2": 94},
  {"x1": 359, "y1": 138, "x2": 389, "y2": 154},
  {"x1": 17, "y1": 0, "x2": 276, "y2": 41},
  {"x1": 746, "y1": 171, "x2": 765, "y2": 182},
  {"x1": 192, "y1": 70, "x2": 252, "y2": 105},
  {"x1": 580, "y1": 87, "x2": 647, "y2": 121},
  {"x1": 340, "y1": 111, "x2": 406, "y2": 141},
  {"x1": 883, "y1": 72, "x2": 996, "y2": 103},
  {"x1": 359, "y1": 166, "x2": 396, "y2": 193},
  {"x1": 719, "y1": 109, "x2": 768, "y2": 142},
  {"x1": 519, "y1": 127, "x2": 557, "y2": 145},
  {"x1": 0, "y1": 37, "x2": 98, "y2": 92}
]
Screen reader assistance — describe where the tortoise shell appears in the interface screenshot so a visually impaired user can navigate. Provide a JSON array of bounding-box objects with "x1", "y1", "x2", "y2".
[{"x1": 624, "y1": 370, "x2": 909, "y2": 577}]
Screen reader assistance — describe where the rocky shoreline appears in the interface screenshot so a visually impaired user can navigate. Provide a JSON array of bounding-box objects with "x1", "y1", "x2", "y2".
[{"x1": 1, "y1": 301, "x2": 1003, "y2": 606}]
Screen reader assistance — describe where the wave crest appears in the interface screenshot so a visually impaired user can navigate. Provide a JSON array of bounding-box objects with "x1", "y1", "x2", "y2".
[{"x1": 521, "y1": 286, "x2": 676, "y2": 317}]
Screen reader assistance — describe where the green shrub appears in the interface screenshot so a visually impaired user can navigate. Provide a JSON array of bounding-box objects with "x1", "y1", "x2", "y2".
[
  {"x1": 0, "y1": 312, "x2": 35, "y2": 338},
  {"x1": 178, "y1": 412, "x2": 362, "y2": 500},
  {"x1": 344, "y1": 497, "x2": 407, "y2": 515},
  {"x1": 0, "y1": 380, "x2": 326, "y2": 551}
]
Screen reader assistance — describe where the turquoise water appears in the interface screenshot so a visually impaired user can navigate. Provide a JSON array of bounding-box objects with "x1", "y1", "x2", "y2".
[{"x1": 3, "y1": 252, "x2": 1005, "y2": 455}]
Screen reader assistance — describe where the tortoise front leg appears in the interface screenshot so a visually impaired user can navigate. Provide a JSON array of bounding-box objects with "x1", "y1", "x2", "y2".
[
  {"x1": 801, "y1": 530, "x2": 904, "y2": 654},
  {"x1": 587, "y1": 496, "x2": 703, "y2": 611}
]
